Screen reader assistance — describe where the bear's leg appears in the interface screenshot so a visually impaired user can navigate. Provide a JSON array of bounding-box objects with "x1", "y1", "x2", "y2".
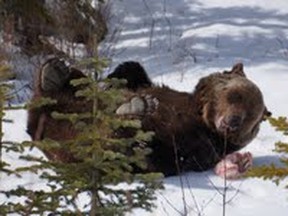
[
  {"x1": 108, "y1": 61, "x2": 152, "y2": 91},
  {"x1": 214, "y1": 152, "x2": 253, "y2": 179},
  {"x1": 28, "y1": 58, "x2": 78, "y2": 141},
  {"x1": 33, "y1": 113, "x2": 46, "y2": 141},
  {"x1": 40, "y1": 58, "x2": 70, "y2": 92}
]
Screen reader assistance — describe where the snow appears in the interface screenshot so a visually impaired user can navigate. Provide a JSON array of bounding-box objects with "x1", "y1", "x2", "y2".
[{"x1": 2, "y1": 0, "x2": 288, "y2": 215}]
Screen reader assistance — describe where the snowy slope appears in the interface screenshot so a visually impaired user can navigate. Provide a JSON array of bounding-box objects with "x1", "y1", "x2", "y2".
[{"x1": 2, "y1": 0, "x2": 288, "y2": 215}]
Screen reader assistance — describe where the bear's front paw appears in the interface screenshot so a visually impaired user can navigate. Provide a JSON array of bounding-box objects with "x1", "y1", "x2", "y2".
[
  {"x1": 116, "y1": 95, "x2": 159, "y2": 115},
  {"x1": 214, "y1": 152, "x2": 253, "y2": 179},
  {"x1": 41, "y1": 58, "x2": 70, "y2": 92}
]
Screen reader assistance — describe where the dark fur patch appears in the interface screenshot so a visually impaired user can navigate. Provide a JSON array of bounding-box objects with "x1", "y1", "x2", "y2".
[{"x1": 108, "y1": 61, "x2": 152, "y2": 91}]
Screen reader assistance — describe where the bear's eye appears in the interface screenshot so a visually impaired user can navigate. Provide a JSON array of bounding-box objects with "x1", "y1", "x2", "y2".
[{"x1": 227, "y1": 91, "x2": 243, "y2": 104}]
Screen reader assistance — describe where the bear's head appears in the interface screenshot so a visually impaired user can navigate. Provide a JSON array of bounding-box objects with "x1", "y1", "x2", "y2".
[{"x1": 194, "y1": 63, "x2": 271, "y2": 146}]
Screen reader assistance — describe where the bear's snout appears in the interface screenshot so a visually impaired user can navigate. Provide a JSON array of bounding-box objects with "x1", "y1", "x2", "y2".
[
  {"x1": 217, "y1": 114, "x2": 244, "y2": 133},
  {"x1": 226, "y1": 115, "x2": 243, "y2": 131}
]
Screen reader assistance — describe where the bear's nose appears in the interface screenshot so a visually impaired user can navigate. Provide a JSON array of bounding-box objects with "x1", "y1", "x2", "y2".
[
  {"x1": 227, "y1": 115, "x2": 242, "y2": 131},
  {"x1": 218, "y1": 115, "x2": 243, "y2": 133}
]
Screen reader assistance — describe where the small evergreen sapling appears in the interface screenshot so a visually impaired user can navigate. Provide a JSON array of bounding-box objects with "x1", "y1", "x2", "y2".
[
  {"x1": 0, "y1": 58, "x2": 22, "y2": 167},
  {"x1": 3, "y1": 58, "x2": 163, "y2": 215},
  {"x1": 0, "y1": 57, "x2": 26, "y2": 215},
  {"x1": 0, "y1": 60, "x2": 11, "y2": 164},
  {"x1": 248, "y1": 117, "x2": 288, "y2": 186}
]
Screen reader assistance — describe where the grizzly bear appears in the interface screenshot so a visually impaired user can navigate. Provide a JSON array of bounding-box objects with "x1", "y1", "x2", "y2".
[{"x1": 27, "y1": 58, "x2": 270, "y2": 178}]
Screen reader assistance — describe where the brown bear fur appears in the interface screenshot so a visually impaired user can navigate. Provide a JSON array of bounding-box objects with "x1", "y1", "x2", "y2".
[
  {"x1": 135, "y1": 64, "x2": 270, "y2": 175},
  {"x1": 27, "y1": 59, "x2": 270, "y2": 176}
]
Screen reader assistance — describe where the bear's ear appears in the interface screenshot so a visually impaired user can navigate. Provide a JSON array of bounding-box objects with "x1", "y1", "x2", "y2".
[{"x1": 230, "y1": 63, "x2": 246, "y2": 77}]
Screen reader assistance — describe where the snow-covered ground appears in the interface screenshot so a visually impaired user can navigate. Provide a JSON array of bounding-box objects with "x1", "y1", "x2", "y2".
[{"x1": 2, "y1": 0, "x2": 288, "y2": 215}]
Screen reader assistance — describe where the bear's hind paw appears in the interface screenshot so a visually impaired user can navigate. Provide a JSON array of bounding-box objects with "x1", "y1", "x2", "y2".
[{"x1": 41, "y1": 58, "x2": 70, "y2": 92}]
